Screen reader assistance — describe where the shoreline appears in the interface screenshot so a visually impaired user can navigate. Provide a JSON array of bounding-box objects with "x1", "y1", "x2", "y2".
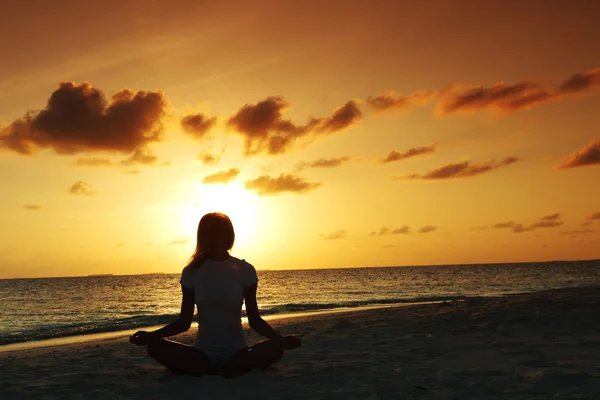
[
  {"x1": 0, "y1": 300, "x2": 449, "y2": 354},
  {"x1": 3, "y1": 284, "x2": 599, "y2": 353},
  {"x1": 2, "y1": 286, "x2": 599, "y2": 399}
]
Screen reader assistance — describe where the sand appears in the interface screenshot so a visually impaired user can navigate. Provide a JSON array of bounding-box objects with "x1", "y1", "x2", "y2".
[{"x1": 1, "y1": 287, "x2": 599, "y2": 400}]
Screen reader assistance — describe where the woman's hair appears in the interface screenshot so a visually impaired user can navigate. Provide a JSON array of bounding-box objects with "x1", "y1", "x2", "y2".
[{"x1": 187, "y1": 212, "x2": 235, "y2": 269}]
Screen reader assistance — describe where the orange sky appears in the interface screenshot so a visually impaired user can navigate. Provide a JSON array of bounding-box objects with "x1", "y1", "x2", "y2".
[{"x1": 1, "y1": 0, "x2": 599, "y2": 278}]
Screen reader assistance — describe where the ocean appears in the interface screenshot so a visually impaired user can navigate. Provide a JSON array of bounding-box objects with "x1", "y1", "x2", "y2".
[{"x1": 1, "y1": 260, "x2": 599, "y2": 348}]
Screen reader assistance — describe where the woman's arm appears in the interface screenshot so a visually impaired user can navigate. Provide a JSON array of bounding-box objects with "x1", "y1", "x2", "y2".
[
  {"x1": 244, "y1": 283, "x2": 284, "y2": 342},
  {"x1": 130, "y1": 285, "x2": 195, "y2": 345}
]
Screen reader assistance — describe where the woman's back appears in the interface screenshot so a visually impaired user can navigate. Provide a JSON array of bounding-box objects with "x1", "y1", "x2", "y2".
[{"x1": 180, "y1": 255, "x2": 258, "y2": 361}]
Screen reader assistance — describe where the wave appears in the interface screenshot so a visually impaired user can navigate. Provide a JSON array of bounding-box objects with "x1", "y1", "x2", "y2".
[{"x1": 0, "y1": 295, "x2": 467, "y2": 346}]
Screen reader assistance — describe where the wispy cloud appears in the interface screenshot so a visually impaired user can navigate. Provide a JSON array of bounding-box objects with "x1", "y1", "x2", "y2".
[
  {"x1": 244, "y1": 173, "x2": 321, "y2": 195},
  {"x1": 369, "y1": 226, "x2": 410, "y2": 236},
  {"x1": 558, "y1": 139, "x2": 600, "y2": 169},
  {"x1": 405, "y1": 157, "x2": 520, "y2": 180},
  {"x1": 495, "y1": 213, "x2": 564, "y2": 233},
  {"x1": 296, "y1": 156, "x2": 351, "y2": 170},
  {"x1": 382, "y1": 144, "x2": 436, "y2": 163},
  {"x1": 202, "y1": 168, "x2": 240, "y2": 184},
  {"x1": 419, "y1": 225, "x2": 437, "y2": 233},
  {"x1": 322, "y1": 230, "x2": 347, "y2": 240},
  {"x1": 68, "y1": 180, "x2": 95, "y2": 196},
  {"x1": 437, "y1": 67, "x2": 600, "y2": 115},
  {"x1": 23, "y1": 204, "x2": 41, "y2": 210},
  {"x1": 366, "y1": 90, "x2": 435, "y2": 113},
  {"x1": 197, "y1": 149, "x2": 222, "y2": 165}
]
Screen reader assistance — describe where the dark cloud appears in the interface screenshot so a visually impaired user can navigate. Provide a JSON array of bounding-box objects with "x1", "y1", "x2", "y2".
[
  {"x1": 559, "y1": 67, "x2": 600, "y2": 94},
  {"x1": 168, "y1": 238, "x2": 190, "y2": 245},
  {"x1": 23, "y1": 204, "x2": 41, "y2": 210},
  {"x1": 244, "y1": 173, "x2": 321, "y2": 196},
  {"x1": 68, "y1": 180, "x2": 95, "y2": 196},
  {"x1": 369, "y1": 226, "x2": 410, "y2": 236},
  {"x1": 494, "y1": 221, "x2": 515, "y2": 229},
  {"x1": 322, "y1": 230, "x2": 347, "y2": 240},
  {"x1": 530, "y1": 220, "x2": 563, "y2": 229},
  {"x1": 296, "y1": 156, "x2": 351, "y2": 170},
  {"x1": 419, "y1": 225, "x2": 437, "y2": 233},
  {"x1": 383, "y1": 144, "x2": 436, "y2": 163},
  {"x1": 181, "y1": 113, "x2": 217, "y2": 140},
  {"x1": 406, "y1": 157, "x2": 520, "y2": 180},
  {"x1": 315, "y1": 100, "x2": 362, "y2": 134},
  {"x1": 540, "y1": 213, "x2": 561, "y2": 221},
  {"x1": 366, "y1": 90, "x2": 435, "y2": 112},
  {"x1": 0, "y1": 82, "x2": 167, "y2": 155},
  {"x1": 438, "y1": 82, "x2": 553, "y2": 114},
  {"x1": 202, "y1": 168, "x2": 240, "y2": 184},
  {"x1": 558, "y1": 139, "x2": 600, "y2": 169},
  {"x1": 438, "y1": 67, "x2": 600, "y2": 115},
  {"x1": 590, "y1": 212, "x2": 600, "y2": 221},
  {"x1": 227, "y1": 97, "x2": 361, "y2": 156}
]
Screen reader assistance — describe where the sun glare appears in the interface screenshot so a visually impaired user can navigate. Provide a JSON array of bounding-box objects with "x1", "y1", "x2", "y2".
[{"x1": 181, "y1": 182, "x2": 262, "y2": 253}]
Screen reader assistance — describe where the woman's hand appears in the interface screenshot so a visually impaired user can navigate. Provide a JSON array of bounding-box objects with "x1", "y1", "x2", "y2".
[
  {"x1": 129, "y1": 330, "x2": 154, "y2": 346},
  {"x1": 282, "y1": 335, "x2": 302, "y2": 350}
]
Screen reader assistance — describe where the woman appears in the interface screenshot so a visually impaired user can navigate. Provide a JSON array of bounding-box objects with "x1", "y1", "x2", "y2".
[{"x1": 130, "y1": 212, "x2": 301, "y2": 377}]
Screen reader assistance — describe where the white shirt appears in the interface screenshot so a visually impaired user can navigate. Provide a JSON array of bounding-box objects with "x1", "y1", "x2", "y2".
[{"x1": 180, "y1": 255, "x2": 258, "y2": 362}]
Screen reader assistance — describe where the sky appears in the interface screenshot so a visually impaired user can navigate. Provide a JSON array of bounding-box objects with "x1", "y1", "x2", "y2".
[{"x1": 1, "y1": 0, "x2": 599, "y2": 278}]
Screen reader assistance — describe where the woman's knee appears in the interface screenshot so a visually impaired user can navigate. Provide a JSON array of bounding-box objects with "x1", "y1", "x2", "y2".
[{"x1": 146, "y1": 337, "x2": 164, "y2": 358}]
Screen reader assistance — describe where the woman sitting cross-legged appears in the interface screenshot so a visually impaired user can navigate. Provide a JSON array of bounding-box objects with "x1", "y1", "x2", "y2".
[{"x1": 129, "y1": 212, "x2": 301, "y2": 378}]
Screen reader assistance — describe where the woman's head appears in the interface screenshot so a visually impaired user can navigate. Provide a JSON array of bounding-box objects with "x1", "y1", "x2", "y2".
[{"x1": 189, "y1": 212, "x2": 235, "y2": 265}]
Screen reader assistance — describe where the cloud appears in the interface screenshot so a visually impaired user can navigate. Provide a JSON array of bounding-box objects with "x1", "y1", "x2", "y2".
[
  {"x1": 68, "y1": 180, "x2": 95, "y2": 196},
  {"x1": 383, "y1": 144, "x2": 436, "y2": 163},
  {"x1": 419, "y1": 225, "x2": 437, "y2": 233},
  {"x1": 322, "y1": 230, "x2": 347, "y2": 240},
  {"x1": 168, "y1": 238, "x2": 190, "y2": 245},
  {"x1": 511, "y1": 223, "x2": 533, "y2": 233},
  {"x1": 558, "y1": 139, "x2": 600, "y2": 169},
  {"x1": 366, "y1": 90, "x2": 435, "y2": 112},
  {"x1": 539, "y1": 213, "x2": 561, "y2": 221},
  {"x1": 296, "y1": 156, "x2": 351, "y2": 170},
  {"x1": 120, "y1": 148, "x2": 158, "y2": 166},
  {"x1": 226, "y1": 97, "x2": 361, "y2": 155},
  {"x1": 315, "y1": 100, "x2": 362, "y2": 134},
  {"x1": 495, "y1": 213, "x2": 563, "y2": 233},
  {"x1": 23, "y1": 204, "x2": 41, "y2": 210},
  {"x1": 244, "y1": 173, "x2": 321, "y2": 195},
  {"x1": 123, "y1": 169, "x2": 140, "y2": 175},
  {"x1": 589, "y1": 212, "x2": 600, "y2": 221},
  {"x1": 369, "y1": 226, "x2": 410, "y2": 236},
  {"x1": 437, "y1": 67, "x2": 600, "y2": 115},
  {"x1": 438, "y1": 82, "x2": 553, "y2": 114},
  {"x1": 559, "y1": 67, "x2": 600, "y2": 94},
  {"x1": 197, "y1": 149, "x2": 222, "y2": 165},
  {"x1": 202, "y1": 168, "x2": 240, "y2": 184},
  {"x1": 406, "y1": 157, "x2": 520, "y2": 180},
  {"x1": 0, "y1": 82, "x2": 167, "y2": 155},
  {"x1": 181, "y1": 113, "x2": 217, "y2": 140}
]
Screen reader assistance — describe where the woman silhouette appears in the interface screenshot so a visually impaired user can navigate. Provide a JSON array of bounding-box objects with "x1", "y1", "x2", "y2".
[{"x1": 130, "y1": 212, "x2": 301, "y2": 377}]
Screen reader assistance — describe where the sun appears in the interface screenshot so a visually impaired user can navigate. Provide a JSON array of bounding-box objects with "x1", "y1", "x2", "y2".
[{"x1": 181, "y1": 181, "x2": 262, "y2": 253}]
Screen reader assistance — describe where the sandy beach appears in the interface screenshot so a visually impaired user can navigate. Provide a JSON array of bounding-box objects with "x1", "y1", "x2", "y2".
[{"x1": 1, "y1": 287, "x2": 599, "y2": 400}]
